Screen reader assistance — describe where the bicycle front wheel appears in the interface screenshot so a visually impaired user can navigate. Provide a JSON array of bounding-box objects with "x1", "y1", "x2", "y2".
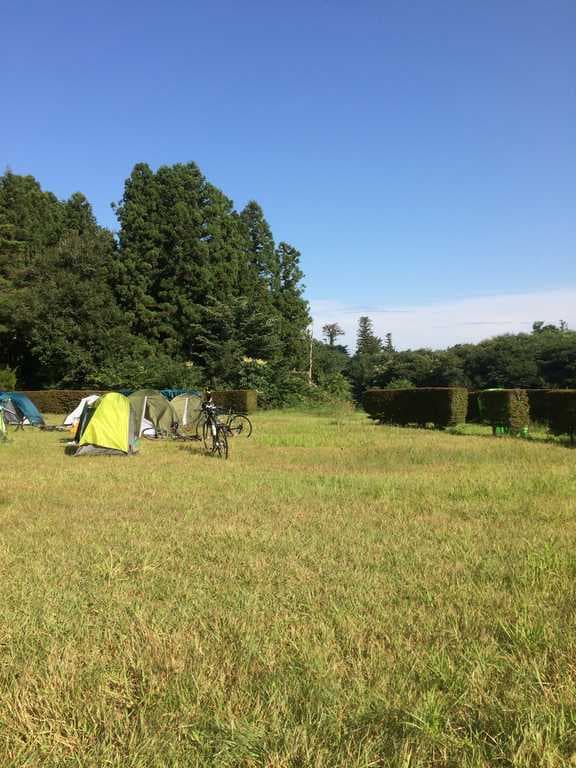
[
  {"x1": 228, "y1": 414, "x2": 252, "y2": 438},
  {"x1": 212, "y1": 424, "x2": 229, "y2": 459}
]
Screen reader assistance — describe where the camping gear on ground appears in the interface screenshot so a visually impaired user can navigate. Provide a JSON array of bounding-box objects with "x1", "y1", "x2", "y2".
[
  {"x1": 64, "y1": 394, "x2": 100, "y2": 426},
  {"x1": 0, "y1": 392, "x2": 44, "y2": 426},
  {"x1": 171, "y1": 393, "x2": 202, "y2": 430},
  {"x1": 72, "y1": 393, "x2": 138, "y2": 456},
  {"x1": 159, "y1": 388, "x2": 201, "y2": 401},
  {"x1": 128, "y1": 389, "x2": 178, "y2": 438}
]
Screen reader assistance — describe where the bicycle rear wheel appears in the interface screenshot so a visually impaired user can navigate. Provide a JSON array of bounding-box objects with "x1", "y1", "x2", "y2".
[{"x1": 227, "y1": 414, "x2": 252, "y2": 438}]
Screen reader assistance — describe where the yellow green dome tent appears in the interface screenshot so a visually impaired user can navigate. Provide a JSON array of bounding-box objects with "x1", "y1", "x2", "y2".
[{"x1": 74, "y1": 393, "x2": 138, "y2": 456}]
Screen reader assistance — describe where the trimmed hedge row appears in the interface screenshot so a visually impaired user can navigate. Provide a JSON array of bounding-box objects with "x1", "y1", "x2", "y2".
[
  {"x1": 467, "y1": 391, "x2": 481, "y2": 423},
  {"x1": 547, "y1": 390, "x2": 576, "y2": 443},
  {"x1": 364, "y1": 387, "x2": 468, "y2": 428},
  {"x1": 17, "y1": 388, "x2": 258, "y2": 414},
  {"x1": 526, "y1": 389, "x2": 550, "y2": 424},
  {"x1": 17, "y1": 389, "x2": 105, "y2": 414},
  {"x1": 213, "y1": 389, "x2": 258, "y2": 414},
  {"x1": 477, "y1": 389, "x2": 530, "y2": 433}
]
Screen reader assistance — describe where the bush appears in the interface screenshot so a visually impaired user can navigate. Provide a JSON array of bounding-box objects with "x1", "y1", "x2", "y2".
[
  {"x1": 315, "y1": 371, "x2": 352, "y2": 402},
  {"x1": 546, "y1": 390, "x2": 576, "y2": 443},
  {"x1": 18, "y1": 389, "x2": 104, "y2": 414},
  {"x1": 386, "y1": 377, "x2": 414, "y2": 390},
  {"x1": 364, "y1": 388, "x2": 468, "y2": 428},
  {"x1": 0, "y1": 367, "x2": 17, "y2": 390},
  {"x1": 93, "y1": 353, "x2": 203, "y2": 391},
  {"x1": 212, "y1": 390, "x2": 257, "y2": 414},
  {"x1": 477, "y1": 389, "x2": 529, "y2": 433}
]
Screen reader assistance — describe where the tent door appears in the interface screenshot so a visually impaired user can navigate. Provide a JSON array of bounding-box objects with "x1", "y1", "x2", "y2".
[{"x1": 139, "y1": 396, "x2": 148, "y2": 436}]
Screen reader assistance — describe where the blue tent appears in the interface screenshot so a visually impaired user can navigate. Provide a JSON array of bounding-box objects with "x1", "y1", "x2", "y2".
[
  {"x1": 0, "y1": 392, "x2": 44, "y2": 426},
  {"x1": 160, "y1": 388, "x2": 201, "y2": 401}
]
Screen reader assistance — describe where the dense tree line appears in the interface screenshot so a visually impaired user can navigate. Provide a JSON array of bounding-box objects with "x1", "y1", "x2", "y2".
[
  {"x1": 2, "y1": 166, "x2": 573, "y2": 407},
  {"x1": 339, "y1": 316, "x2": 576, "y2": 400},
  {"x1": 0, "y1": 166, "x2": 311, "y2": 404}
]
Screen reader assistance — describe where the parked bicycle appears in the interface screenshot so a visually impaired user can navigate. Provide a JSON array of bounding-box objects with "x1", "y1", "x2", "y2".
[
  {"x1": 200, "y1": 394, "x2": 229, "y2": 459},
  {"x1": 222, "y1": 409, "x2": 253, "y2": 438},
  {"x1": 192, "y1": 401, "x2": 253, "y2": 440}
]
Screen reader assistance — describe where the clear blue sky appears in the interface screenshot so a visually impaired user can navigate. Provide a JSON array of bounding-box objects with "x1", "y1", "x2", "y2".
[{"x1": 2, "y1": 0, "x2": 575, "y2": 346}]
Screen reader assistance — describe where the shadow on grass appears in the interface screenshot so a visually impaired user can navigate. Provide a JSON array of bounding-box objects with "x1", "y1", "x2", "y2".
[
  {"x1": 446, "y1": 425, "x2": 575, "y2": 450},
  {"x1": 368, "y1": 419, "x2": 575, "y2": 449}
]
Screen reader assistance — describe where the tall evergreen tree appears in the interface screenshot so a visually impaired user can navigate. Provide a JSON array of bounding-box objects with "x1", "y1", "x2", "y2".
[
  {"x1": 274, "y1": 242, "x2": 311, "y2": 370},
  {"x1": 64, "y1": 192, "x2": 98, "y2": 234},
  {"x1": 239, "y1": 201, "x2": 279, "y2": 290},
  {"x1": 237, "y1": 202, "x2": 283, "y2": 363},
  {"x1": 114, "y1": 162, "x2": 247, "y2": 360},
  {"x1": 0, "y1": 172, "x2": 67, "y2": 375},
  {"x1": 356, "y1": 316, "x2": 382, "y2": 355}
]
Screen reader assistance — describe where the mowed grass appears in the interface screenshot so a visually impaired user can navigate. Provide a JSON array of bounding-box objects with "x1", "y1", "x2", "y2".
[{"x1": 1, "y1": 409, "x2": 576, "y2": 767}]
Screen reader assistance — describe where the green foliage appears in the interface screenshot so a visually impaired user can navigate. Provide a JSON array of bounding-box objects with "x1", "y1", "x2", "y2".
[
  {"x1": 4, "y1": 161, "x2": 574, "y2": 409},
  {"x1": 314, "y1": 371, "x2": 352, "y2": 402},
  {"x1": 0, "y1": 367, "x2": 16, "y2": 390},
  {"x1": 356, "y1": 316, "x2": 382, "y2": 355},
  {"x1": 364, "y1": 387, "x2": 468, "y2": 428},
  {"x1": 546, "y1": 390, "x2": 576, "y2": 442},
  {"x1": 373, "y1": 349, "x2": 468, "y2": 389},
  {"x1": 114, "y1": 162, "x2": 246, "y2": 354},
  {"x1": 237, "y1": 354, "x2": 350, "y2": 409},
  {"x1": 386, "y1": 377, "x2": 414, "y2": 389},
  {"x1": 91, "y1": 342, "x2": 203, "y2": 391},
  {"x1": 452, "y1": 325, "x2": 576, "y2": 390},
  {"x1": 0, "y1": 168, "x2": 310, "y2": 404},
  {"x1": 273, "y1": 242, "x2": 311, "y2": 370},
  {"x1": 312, "y1": 340, "x2": 349, "y2": 377},
  {"x1": 347, "y1": 315, "x2": 576, "y2": 402},
  {"x1": 478, "y1": 389, "x2": 530, "y2": 433},
  {"x1": 239, "y1": 200, "x2": 278, "y2": 290},
  {"x1": 212, "y1": 389, "x2": 257, "y2": 414}
]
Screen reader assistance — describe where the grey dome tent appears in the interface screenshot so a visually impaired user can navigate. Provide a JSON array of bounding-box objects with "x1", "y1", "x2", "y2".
[
  {"x1": 128, "y1": 389, "x2": 178, "y2": 438},
  {"x1": 171, "y1": 392, "x2": 202, "y2": 429}
]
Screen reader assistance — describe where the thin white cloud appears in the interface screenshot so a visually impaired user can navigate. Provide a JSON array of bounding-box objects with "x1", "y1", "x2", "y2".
[{"x1": 310, "y1": 289, "x2": 576, "y2": 350}]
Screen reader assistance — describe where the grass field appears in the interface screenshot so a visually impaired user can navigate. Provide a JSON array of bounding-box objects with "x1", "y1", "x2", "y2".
[{"x1": 1, "y1": 408, "x2": 576, "y2": 767}]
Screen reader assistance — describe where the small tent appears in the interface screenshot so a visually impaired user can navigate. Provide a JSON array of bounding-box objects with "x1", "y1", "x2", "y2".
[
  {"x1": 171, "y1": 393, "x2": 202, "y2": 428},
  {"x1": 128, "y1": 389, "x2": 178, "y2": 437},
  {"x1": 64, "y1": 394, "x2": 100, "y2": 426},
  {"x1": 0, "y1": 392, "x2": 44, "y2": 426},
  {"x1": 73, "y1": 393, "x2": 138, "y2": 456},
  {"x1": 0, "y1": 394, "x2": 25, "y2": 427}
]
